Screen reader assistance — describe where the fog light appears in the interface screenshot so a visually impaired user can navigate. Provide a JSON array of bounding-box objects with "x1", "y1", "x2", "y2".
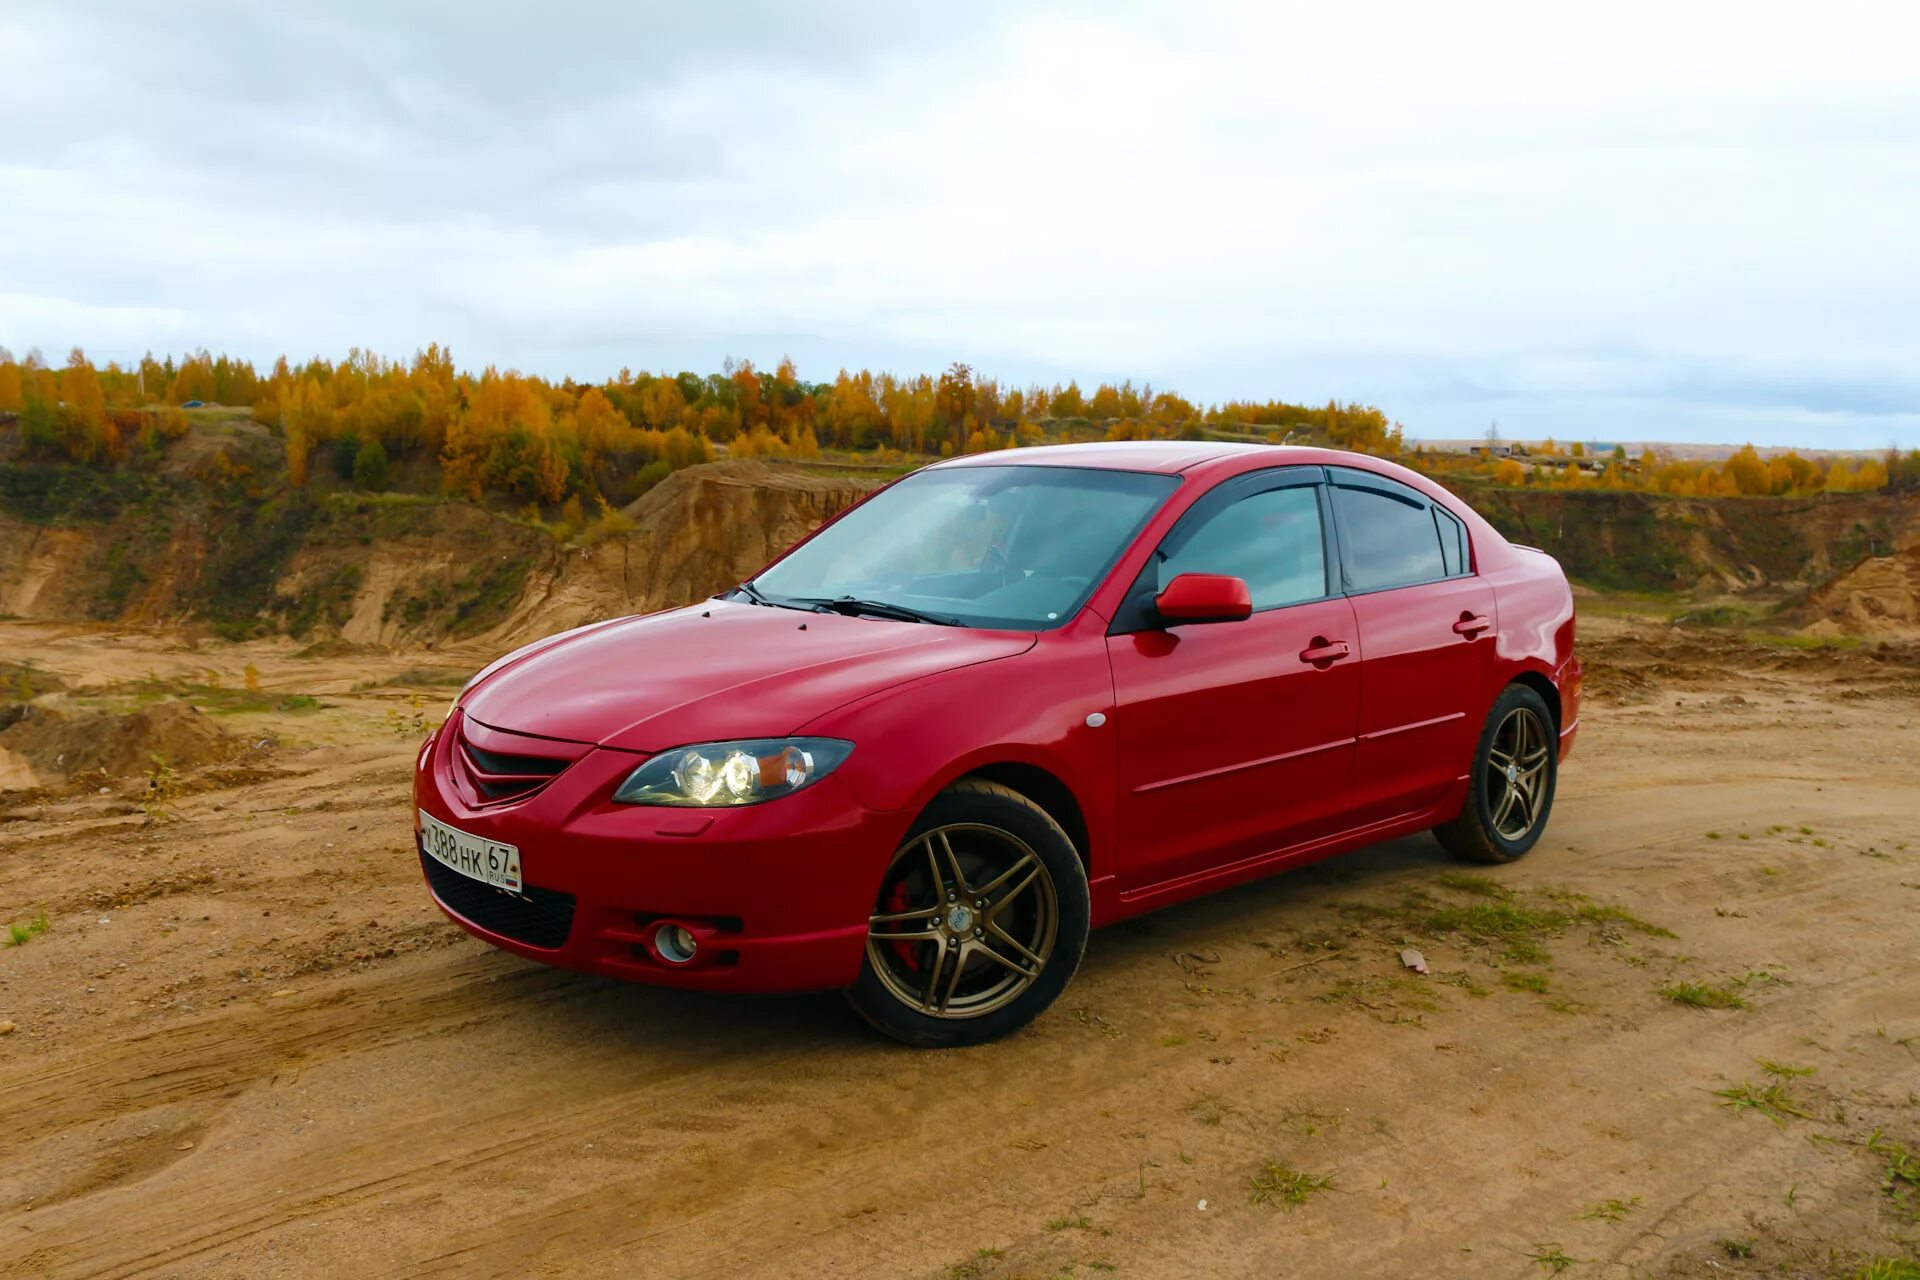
[{"x1": 655, "y1": 923, "x2": 698, "y2": 964}]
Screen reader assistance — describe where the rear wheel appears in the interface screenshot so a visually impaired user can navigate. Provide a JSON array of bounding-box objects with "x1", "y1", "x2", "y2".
[
  {"x1": 847, "y1": 779, "x2": 1089, "y2": 1047},
  {"x1": 1434, "y1": 684, "x2": 1558, "y2": 864}
]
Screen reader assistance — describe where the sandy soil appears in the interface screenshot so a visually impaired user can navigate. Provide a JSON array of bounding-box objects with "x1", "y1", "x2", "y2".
[{"x1": 1, "y1": 616, "x2": 1917, "y2": 1279}]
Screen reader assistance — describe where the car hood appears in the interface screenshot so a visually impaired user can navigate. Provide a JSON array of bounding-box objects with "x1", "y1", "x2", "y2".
[{"x1": 460, "y1": 600, "x2": 1036, "y2": 751}]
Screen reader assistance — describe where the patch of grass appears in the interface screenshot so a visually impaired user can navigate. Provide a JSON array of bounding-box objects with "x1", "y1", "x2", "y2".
[
  {"x1": 1527, "y1": 1244, "x2": 1583, "y2": 1273},
  {"x1": 1044, "y1": 1215, "x2": 1092, "y2": 1233},
  {"x1": 1503, "y1": 971, "x2": 1552, "y2": 994},
  {"x1": 1758, "y1": 1059, "x2": 1815, "y2": 1079},
  {"x1": 1157, "y1": 1032, "x2": 1189, "y2": 1048},
  {"x1": 1546, "y1": 889, "x2": 1676, "y2": 938},
  {"x1": 1856, "y1": 1261, "x2": 1920, "y2": 1280},
  {"x1": 109, "y1": 674, "x2": 320, "y2": 717},
  {"x1": 946, "y1": 1247, "x2": 1005, "y2": 1280},
  {"x1": 1247, "y1": 1161, "x2": 1334, "y2": 1209},
  {"x1": 1705, "y1": 830, "x2": 1722, "y2": 840},
  {"x1": 1352, "y1": 880, "x2": 1671, "y2": 971},
  {"x1": 1436, "y1": 872, "x2": 1507, "y2": 898},
  {"x1": 1660, "y1": 979, "x2": 1749, "y2": 1010},
  {"x1": 1577, "y1": 1196, "x2": 1640, "y2": 1223},
  {"x1": 1186, "y1": 1094, "x2": 1229, "y2": 1127},
  {"x1": 6, "y1": 906, "x2": 51, "y2": 947},
  {"x1": 1311, "y1": 974, "x2": 1440, "y2": 1017},
  {"x1": 1718, "y1": 1238, "x2": 1754, "y2": 1259},
  {"x1": 1868, "y1": 1130, "x2": 1920, "y2": 1203},
  {"x1": 1714, "y1": 1081, "x2": 1815, "y2": 1125},
  {"x1": 1419, "y1": 897, "x2": 1563, "y2": 965}
]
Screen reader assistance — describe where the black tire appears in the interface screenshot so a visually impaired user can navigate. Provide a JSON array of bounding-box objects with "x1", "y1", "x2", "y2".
[
  {"x1": 1434, "y1": 683, "x2": 1558, "y2": 864},
  {"x1": 847, "y1": 778, "x2": 1090, "y2": 1048}
]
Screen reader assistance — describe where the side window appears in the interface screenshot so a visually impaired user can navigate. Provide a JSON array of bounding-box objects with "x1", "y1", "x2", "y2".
[
  {"x1": 1158, "y1": 485, "x2": 1326, "y2": 609},
  {"x1": 1434, "y1": 506, "x2": 1467, "y2": 576},
  {"x1": 1332, "y1": 482, "x2": 1446, "y2": 591}
]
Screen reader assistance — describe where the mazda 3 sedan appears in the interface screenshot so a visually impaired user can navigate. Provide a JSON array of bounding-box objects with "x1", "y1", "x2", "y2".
[{"x1": 415, "y1": 442, "x2": 1580, "y2": 1046}]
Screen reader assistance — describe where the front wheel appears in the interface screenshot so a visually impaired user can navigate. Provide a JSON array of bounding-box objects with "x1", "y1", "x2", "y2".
[
  {"x1": 847, "y1": 779, "x2": 1089, "y2": 1048},
  {"x1": 1434, "y1": 683, "x2": 1558, "y2": 864}
]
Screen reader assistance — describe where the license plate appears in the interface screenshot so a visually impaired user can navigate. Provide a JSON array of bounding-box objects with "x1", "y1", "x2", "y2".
[{"x1": 420, "y1": 810, "x2": 523, "y2": 893}]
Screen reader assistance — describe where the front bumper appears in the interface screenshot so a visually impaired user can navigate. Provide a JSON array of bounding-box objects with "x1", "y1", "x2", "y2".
[{"x1": 412, "y1": 716, "x2": 905, "y2": 993}]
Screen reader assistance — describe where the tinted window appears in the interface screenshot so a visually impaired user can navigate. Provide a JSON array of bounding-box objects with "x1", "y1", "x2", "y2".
[
  {"x1": 1334, "y1": 484, "x2": 1445, "y2": 591},
  {"x1": 1158, "y1": 485, "x2": 1326, "y2": 609},
  {"x1": 1434, "y1": 507, "x2": 1466, "y2": 576}
]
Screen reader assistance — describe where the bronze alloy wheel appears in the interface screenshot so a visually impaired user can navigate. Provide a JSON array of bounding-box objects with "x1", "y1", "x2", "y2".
[
  {"x1": 1486, "y1": 705, "x2": 1551, "y2": 841},
  {"x1": 866, "y1": 823, "x2": 1060, "y2": 1019}
]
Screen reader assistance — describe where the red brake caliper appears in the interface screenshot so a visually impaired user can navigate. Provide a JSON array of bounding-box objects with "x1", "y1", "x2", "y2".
[{"x1": 885, "y1": 876, "x2": 923, "y2": 970}]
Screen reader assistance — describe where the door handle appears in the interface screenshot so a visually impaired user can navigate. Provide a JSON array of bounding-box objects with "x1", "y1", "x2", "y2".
[
  {"x1": 1452, "y1": 613, "x2": 1491, "y2": 638},
  {"x1": 1298, "y1": 637, "x2": 1351, "y2": 666}
]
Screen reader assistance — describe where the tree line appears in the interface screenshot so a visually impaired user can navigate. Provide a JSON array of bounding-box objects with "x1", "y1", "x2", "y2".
[{"x1": 1, "y1": 344, "x2": 1912, "y2": 507}]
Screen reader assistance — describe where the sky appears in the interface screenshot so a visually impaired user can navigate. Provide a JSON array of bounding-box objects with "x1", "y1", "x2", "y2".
[{"x1": 1, "y1": 1, "x2": 1916, "y2": 448}]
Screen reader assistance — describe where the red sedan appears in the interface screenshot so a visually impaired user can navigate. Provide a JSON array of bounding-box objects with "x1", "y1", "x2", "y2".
[{"x1": 415, "y1": 442, "x2": 1579, "y2": 1046}]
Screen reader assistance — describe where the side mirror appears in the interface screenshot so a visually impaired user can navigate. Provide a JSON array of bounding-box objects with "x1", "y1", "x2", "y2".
[{"x1": 1154, "y1": 573, "x2": 1252, "y2": 625}]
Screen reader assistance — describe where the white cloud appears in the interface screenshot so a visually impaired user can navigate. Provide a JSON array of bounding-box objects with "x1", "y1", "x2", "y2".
[{"x1": 0, "y1": 0, "x2": 1915, "y2": 445}]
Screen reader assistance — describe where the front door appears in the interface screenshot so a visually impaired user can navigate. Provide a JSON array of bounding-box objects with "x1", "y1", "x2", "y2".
[{"x1": 1107, "y1": 469, "x2": 1362, "y2": 890}]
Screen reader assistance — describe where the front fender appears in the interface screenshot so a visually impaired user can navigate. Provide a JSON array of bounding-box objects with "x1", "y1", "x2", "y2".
[{"x1": 797, "y1": 622, "x2": 1118, "y2": 878}]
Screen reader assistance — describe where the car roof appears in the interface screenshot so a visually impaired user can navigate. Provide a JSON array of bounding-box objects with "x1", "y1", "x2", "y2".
[
  {"x1": 927, "y1": 439, "x2": 1432, "y2": 478},
  {"x1": 930, "y1": 440, "x2": 1300, "y2": 475}
]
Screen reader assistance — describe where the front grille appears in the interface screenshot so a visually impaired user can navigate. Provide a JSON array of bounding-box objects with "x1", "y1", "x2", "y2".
[
  {"x1": 459, "y1": 741, "x2": 570, "y2": 801},
  {"x1": 452, "y1": 720, "x2": 582, "y2": 805},
  {"x1": 421, "y1": 848, "x2": 575, "y2": 949}
]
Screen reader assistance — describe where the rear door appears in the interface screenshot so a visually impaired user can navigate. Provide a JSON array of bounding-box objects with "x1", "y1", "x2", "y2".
[
  {"x1": 1328, "y1": 467, "x2": 1497, "y2": 822},
  {"x1": 1107, "y1": 467, "x2": 1361, "y2": 890}
]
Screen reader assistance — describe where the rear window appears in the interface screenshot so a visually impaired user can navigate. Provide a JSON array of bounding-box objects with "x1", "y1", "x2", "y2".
[{"x1": 1333, "y1": 482, "x2": 1446, "y2": 592}]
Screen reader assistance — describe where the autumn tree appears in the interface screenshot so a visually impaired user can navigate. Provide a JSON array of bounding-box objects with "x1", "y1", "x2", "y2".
[
  {"x1": 62, "y1": 348, "x2": 113, "y2": 461},
  {"x1": 935, "y1": 363, "x2": 974, "y2": 454}
]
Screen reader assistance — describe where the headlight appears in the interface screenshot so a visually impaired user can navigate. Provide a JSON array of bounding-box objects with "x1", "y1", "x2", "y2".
[{"x1": 612, "y1": 738, "x2": 853, "y2": 807}]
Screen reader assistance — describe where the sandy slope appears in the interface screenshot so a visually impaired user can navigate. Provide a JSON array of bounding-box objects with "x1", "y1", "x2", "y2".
[{"x1": 0, "y1": 617, "x2": 1916, "y2": 1279}]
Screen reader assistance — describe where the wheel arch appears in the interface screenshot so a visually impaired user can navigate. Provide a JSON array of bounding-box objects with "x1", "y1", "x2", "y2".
[
  {"x1": 946, "y1": 761, "x2": 1092, "y2": 876},
  {"x1": 1507, "y1": 669, "x2": 1562, "y2": 735}
]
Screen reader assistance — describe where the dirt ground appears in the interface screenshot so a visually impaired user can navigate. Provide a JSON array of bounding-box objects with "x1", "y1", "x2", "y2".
[{"x1": 1, "y1": 615, "x2": 1917, "y2": 1279}]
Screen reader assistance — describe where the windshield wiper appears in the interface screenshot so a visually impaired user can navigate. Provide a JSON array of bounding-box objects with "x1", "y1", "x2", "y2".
[
  {"x1": 795, "y1": 595, "x2": 961, "y2": 626},
  {"x1": 731, "y1": 580, "x2": 775, "y2": 606},
  {"x1": 724, "y1": 580, "x2": 813, "y2": 613}
]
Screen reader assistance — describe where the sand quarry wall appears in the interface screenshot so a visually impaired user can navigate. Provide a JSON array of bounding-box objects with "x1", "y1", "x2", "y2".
[
  {"x1": 0, "y1": 461, "x2": 882, "y2": 649},
  {"x1": 3, "y1": 457, "x2": 1917, "y2": 646}
]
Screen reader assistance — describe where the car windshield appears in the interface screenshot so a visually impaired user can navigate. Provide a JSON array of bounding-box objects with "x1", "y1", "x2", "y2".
[{"x1": 750, "y1": 465, "x2": 1179, "y2": 630}]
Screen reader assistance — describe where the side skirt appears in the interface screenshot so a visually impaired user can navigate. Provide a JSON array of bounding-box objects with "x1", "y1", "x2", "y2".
[{"x1": 1090, "y1": 778, "x2": 1470, "y2": 927}]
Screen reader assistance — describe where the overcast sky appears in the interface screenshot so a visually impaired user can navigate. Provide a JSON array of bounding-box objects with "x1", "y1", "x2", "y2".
[{"x1": 2, "y1": 1, "x2": 1916, "y2": 447}]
